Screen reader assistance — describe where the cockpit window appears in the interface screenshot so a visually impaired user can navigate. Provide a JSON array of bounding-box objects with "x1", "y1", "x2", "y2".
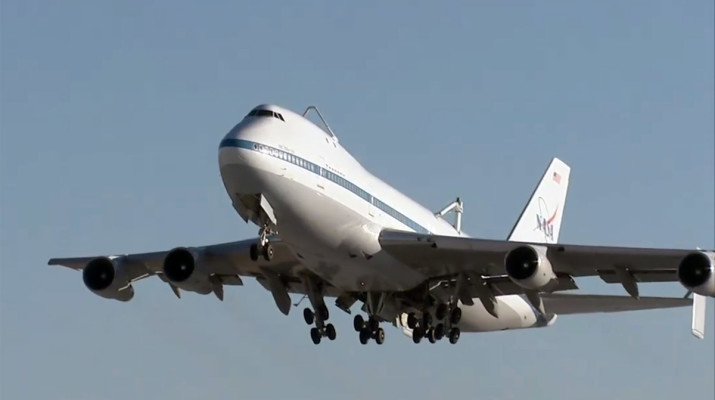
[{"x1": 246, "y1": 109, "x2": 285, "y2": 122}]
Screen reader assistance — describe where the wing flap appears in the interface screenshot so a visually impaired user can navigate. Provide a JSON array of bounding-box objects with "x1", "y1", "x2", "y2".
[
  {"x1": 478, "y1": 275, "x2": 579, "y2": 296},
  {"x1": 540, "y1": 293, "x2": 691, "y2": 314},
  {"x1": 598, "y1": 269, "x2": 677, "y2": 284}
]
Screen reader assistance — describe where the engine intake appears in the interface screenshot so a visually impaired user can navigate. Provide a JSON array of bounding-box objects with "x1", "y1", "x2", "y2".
[
  {"x1": 504, "y1": 245, "x2": 558, "y2": 291},
  {"x1": 163, "y1": 247, "x2": 196, "y2": 283},
  {"x1": 83, "y1": 257, "x2": 116, "y2": 291},
  {"x1": 162, "y1": 247, "x2": 213, "y2": 294},
  {"x1": 82, "y1": 257, "x2": 133, "y2": 301},
  {"x1": 678, "y1": 251, "x2": 715, "y2": 297}
]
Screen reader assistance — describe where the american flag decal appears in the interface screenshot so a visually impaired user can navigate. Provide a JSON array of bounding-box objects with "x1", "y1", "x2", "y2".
[{"x1": 552, "y1": 171, "x2": 561, "y2": 184}]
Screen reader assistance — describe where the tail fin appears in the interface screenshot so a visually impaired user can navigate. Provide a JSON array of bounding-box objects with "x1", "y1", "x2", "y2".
[{"x1": 508, "y1": 157, "x2": 571, "y2": 244}]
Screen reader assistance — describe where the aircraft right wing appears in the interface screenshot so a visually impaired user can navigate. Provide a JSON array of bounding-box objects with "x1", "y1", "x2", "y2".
[{"x1": 48, "y1": 238, "x2": 339, "y2": 315}]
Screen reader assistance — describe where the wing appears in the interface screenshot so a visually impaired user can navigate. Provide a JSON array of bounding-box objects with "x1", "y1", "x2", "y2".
[
  {"x1": 378, "y1": 229, "x2": 710, "y2": 297},
  {"x1": 49, "y1": 238, "x2": 337, "y2": 315}
]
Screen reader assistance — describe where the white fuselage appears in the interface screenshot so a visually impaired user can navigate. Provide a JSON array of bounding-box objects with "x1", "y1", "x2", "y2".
[{"x1": 218, "y1": 104, "x2": 544, "y2": 333}]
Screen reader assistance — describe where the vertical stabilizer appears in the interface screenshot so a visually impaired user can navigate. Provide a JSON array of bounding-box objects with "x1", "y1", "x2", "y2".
[{"x1": 508, "y1": 158, "x2": 571, "y2": 244}]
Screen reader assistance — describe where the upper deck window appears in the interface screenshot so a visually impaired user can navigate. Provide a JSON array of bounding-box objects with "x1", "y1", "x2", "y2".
[{"x1": 246, "y1": 108, "x2": 285, "y2": 122}]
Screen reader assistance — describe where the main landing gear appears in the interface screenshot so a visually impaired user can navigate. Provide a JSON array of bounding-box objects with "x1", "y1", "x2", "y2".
[
  {"x1": 303, "y1": 305, "x2": 336, "y2": 345},
  {"x1": 408, "y1": 303, "x2": 462, "y2": 345},
  {"x1": 353, "y1": 314, "x2": 385, "y2": 345},
  {"x1": 249, "y1": 224, "x2": 274, "y2": 262}
]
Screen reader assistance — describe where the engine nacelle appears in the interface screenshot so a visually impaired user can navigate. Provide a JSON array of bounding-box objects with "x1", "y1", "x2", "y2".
[
  {"x1": 504, "y1": 245, "x2": 558, "y2": 291},
  {"x1": 82, "y1": 257, "x2": 134, "y2": 301},
  {"x1": 162, "y1": 247, "x2": 213, "y2": 295},
  {"x1": 678, "y1": 251, "x2": 715, "y2": 298}
]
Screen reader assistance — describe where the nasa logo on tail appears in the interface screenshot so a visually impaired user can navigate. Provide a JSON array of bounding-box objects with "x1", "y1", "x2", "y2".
[{"x1": 534, "y1": 197, "x2": 558, "y2": 241}]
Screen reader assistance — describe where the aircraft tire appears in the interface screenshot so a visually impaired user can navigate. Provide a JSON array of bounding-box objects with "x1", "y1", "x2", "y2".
[
  {"x1": 450, "y1": 307, "x2": 462, "y2": 325},
  {"x1": 326, "y1": 323, "x2": 336, "y2": 341},
  {"x1": 406, "y1": 313, "x2": 418, "y2": 329},
  {"x1": 422, "y1": 313, "x2": 433, "y2": 329},
  {"x1": 375, "y1": 328, "x2": 385, "y2": 345},
  {"x1": 427, "y1": 329, "x2": 437, "y2": 344},
  {"x1": 262, "y1": 243, "x2": 274, "y2": 261},
  {"x1": 249, "y1": 244, "x2": 259, "y2": 261},
  {"x1": 434, "y1": 323, "x2": 445, "y2": 340},
  {"x1": 412, "y1": 327, "x2": 425, "y2": 342},
  {"x1": 359, "y1": 328, "x2": 370, "y2": 345},
  {"x1": 353, "y1": 315, "x2": 365, "y2": 332},
  {"x1": 448, "y1": 327, "x2": 460, "y2": 344},
  {"x1": 303, "y1": 308, "x2": 314, "y2": 325},
  {"x1": 310, "y1": 327, "x2": 321, "y2": 345}
]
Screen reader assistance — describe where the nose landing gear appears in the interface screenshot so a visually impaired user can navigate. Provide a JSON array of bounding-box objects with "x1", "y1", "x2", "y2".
[{"x1": 249, "y1": 224, "x2": 274, "y2": 262}]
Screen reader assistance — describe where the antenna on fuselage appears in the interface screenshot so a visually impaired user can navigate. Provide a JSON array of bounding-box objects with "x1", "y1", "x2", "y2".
[
  {"x1": 435, "y1": 197, "x2": 464, "y2": 233},
  {"x1": 302, "y1": 105, "x2": 338, "y2": 142}
]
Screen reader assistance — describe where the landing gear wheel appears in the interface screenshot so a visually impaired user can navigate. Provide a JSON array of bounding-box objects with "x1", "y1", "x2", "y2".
[
  {"x1": 450, "y1": 307, "x2": 462, "y2": 325},
  {"x1": 435, "y1": 303, "x2": 448, "y2": 320},
  {"x1": 310, "y1": 327, "x2": 321, "y2": 345},
  {"x1": 448, "y1": 327, "x2": 461, "y2": 344},
  {"x1": 406, "y1": 313, "x2": 418, "y2": 329},
  {"x1": 427, "y1": 329, "x2": 437, "y2": 344},
  {"x1": 422, "y1": 313, "x2": 433, "y2": 329},
  {"x1": 262, "y1": 243, "x2": 274, "y2": 261},
  {"x1": 317, "y1": 305, "x2": 329, "y2": 321},
  {"x1": 326, "y1": 323, "x2": 337, "y2": 341},
  {"x1": 368, "y1": 317, "x2": 380, "y2": 332},
  {"x1": 353, "y1": 315, "x2": 365, "y2": 332},
  {"x1": 434, "y1": 323, "x2": 445, "y2": 340},
  {"x1": 412, "y1": 327, "x2": 424, "y2": 343},
  {"x1": 249, "y1": 244, "x2": 259, "y2": 261},
  {"x1": 303, "y1": 308, "x2": 314, "y2": 325},
  {"x1": 375, "y1": 328, "x2": 385, "y2": 345},
  {"x1": 359, "y1": 328, "x2": 371, "y2": 345}
]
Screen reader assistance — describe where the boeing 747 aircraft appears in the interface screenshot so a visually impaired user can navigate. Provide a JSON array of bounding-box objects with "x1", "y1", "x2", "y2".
[{"x1": 49, "y1": 104, "x2": 713, "y2": 345}]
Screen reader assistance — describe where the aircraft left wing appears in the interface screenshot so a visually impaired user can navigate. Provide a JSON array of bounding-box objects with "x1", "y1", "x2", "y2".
[
  {"x1": 377, "y1": 230, "x2": 715, "y2": 303},
  {"x1": 380, "y1": 230, "x2": 713, "y2": 292},
  {"x1": 48, "y1": 238, "x2": 334, "y2": 315}
]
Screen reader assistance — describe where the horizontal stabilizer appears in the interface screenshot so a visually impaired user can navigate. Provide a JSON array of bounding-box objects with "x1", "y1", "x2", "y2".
[{"x1": 540, "y1": 293, "x2": 690, "y2": 315}]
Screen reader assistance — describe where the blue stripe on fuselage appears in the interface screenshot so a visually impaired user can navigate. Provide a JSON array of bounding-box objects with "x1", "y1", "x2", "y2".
[{"x1": 219, "y1": 138, "x2": 430, "y2": 234}]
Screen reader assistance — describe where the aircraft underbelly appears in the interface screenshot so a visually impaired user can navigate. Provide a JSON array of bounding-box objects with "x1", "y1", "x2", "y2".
[{"x1": 219, "y1": 149, "x2": 426, "y2": 291}]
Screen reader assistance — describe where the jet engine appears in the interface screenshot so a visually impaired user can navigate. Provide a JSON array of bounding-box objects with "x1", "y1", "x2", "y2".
[
  {"x1": 162, "y1": 247, "x2": 213, "y2": 295},
  {"x1": 504, "y1": 245, "x2": 558, "y2": 291},
  {"x1": 82, "y1": 256, "x2": 134, "y2": 301},
  {"x1": 678, "y1": 251, "x2": 715, "y2": 298}
]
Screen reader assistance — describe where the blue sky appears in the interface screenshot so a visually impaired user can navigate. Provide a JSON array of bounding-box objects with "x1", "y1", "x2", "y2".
[{"x1": 1, "y1": 1, "x2": 713, "y2": 399}]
